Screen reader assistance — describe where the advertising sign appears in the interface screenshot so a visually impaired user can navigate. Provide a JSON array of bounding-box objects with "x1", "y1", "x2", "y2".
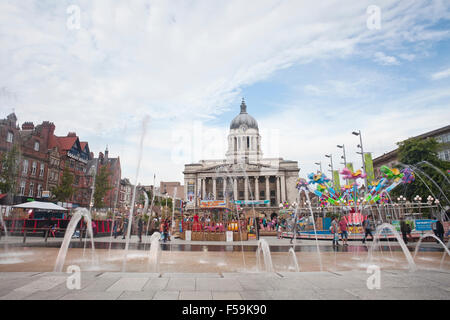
[
  {"x1": 185, "y1": 230, "x2": 191, "y2": 241},
  {"x1": 232, "y1": 200, "x2": 269, "y2": 205},
  {"x1": 200, "y1": 200, "x2": 227, "y2": 208},
  {"x1": 226, "y1": 231, "x2": 233, "y2": 242},
  {"x1": 415, "y1": 219, "x2": 436, "y2": 231},
  {"x1": 42, "y1": 191, "x2": 50, "y2": 198}
]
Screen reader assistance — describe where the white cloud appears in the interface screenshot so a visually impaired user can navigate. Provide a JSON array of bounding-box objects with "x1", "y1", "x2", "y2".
[
  {"x1": 431, "y1": 67, "x2": 450, "y2": 80},
  {"x1": 374, "y1": 52, "x2": 399, "y2": 65},
  {"x1": 1, "y1": 0, "x2": 449, "y2": 184}
]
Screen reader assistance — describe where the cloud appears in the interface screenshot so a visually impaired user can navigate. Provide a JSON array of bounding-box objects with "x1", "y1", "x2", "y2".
[
  {"x1": 373, "y1": 52, "x2": 399, "y2": 65},
  {"x1": 431, "y1": 67, "x2": 450, "y2": 80},
  {"x1": 1, "y1": 0, "x2": 449, "y2": 184}
]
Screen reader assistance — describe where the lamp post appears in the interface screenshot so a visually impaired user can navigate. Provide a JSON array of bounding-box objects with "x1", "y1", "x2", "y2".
[
  {"x1": 315, "y1": 162, "x2": 322, "y2": 173},
  {"x1": 337, "y1": 144, "x2": 347, "y2": 185},
  {"x1": 325, "y1": 154, "x2": 334, "y2": 186},
  {"x1": 352, "y1": 130, "x2": 368, "y2": 193}
]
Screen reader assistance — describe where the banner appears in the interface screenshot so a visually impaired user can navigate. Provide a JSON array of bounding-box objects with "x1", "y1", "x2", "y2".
[
  {"x1": 232, "y1": 200, "x2": 269, "y2": 205},
  {"x1": 346, "y1": 162, "x2": 354, "y2": 172},
  {"x1": 415, "y1": 219, "x2": 436, "y2": 231},
  {"x1": 364, "y1": 153, "x2": 375, "y2": 183},
  {"x1": 200, "y1": 200, "x2": 227, "y2": 208},
  {"x1": 332, "y1": 170, "x2": 340, "y2": 190}
]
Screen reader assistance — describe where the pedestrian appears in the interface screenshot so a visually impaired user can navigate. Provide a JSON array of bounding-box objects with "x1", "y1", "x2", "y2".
[
  {"x1": 339, "y1": 216, "x2": 348, "y2": 246},
  {"x1": 436, "y1": 219, "x2": 445, "y2": 243},
  {"x1": 330, "y1": 216, "x2": 340, "y2": 246},
  {"x1": 122, "y1": 217, "x2": 128, "y2": 239},
  {"x1": 113, "y1": 218, "x2": 119, "y2": 239},
  {"x1": 362, "y1": 215, "x2": 374, "y2": 244},
  {"x1": 400, "y1": 217, "x2": 409, "y2": 244},
  {"x1": 138, "y1": 215, "x2": 143, "y2": 243}
]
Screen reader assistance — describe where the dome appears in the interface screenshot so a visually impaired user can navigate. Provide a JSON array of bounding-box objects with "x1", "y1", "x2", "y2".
[{"x1": 230, "y1": 99, "x2": 259, "y2": 130}]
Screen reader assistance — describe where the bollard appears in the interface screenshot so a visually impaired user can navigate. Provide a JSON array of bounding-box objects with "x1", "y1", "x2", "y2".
[
  {"x1": 23, "y1": 230, "x2": 27, "y2": 243},
  {"x1": 45, "y1": 229, "x2": 49, "y2": 243}
]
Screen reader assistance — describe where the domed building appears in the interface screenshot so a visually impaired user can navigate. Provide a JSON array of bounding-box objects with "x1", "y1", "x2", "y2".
[{"x1": 183, "y1": 99, "x2": 299, "y2": 214}]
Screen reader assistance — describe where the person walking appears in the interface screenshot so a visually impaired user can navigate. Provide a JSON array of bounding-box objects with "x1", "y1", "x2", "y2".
[
  {"x1": 122, "y1": 217, "x2": 129, "y2": 240},
  {"x1": 137, "y1": 215, "x2": 143, "y2": 243},
  {"x1": 339, "y1": 216, "x2": 348, "y2": 246},
  {"x1": 113, "y1": 218, "x2": 119, "y2": 239},
  {"x1": 362, "y1": 215, "x2": 374, "y2": 244},
  {"x1": 436, "y1": 219, "x2": 445, "y2": 243},
  {"x1": 400, "y1": 217, "x2": 409, "y2": 244},
  {"x1": 330, "y1": 216, "x2": 340, "y2": 246}
]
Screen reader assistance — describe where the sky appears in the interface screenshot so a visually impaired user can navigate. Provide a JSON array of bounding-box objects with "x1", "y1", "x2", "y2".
[{"x1": 1, "y1": 0, "x2": 450, "y2": 186}]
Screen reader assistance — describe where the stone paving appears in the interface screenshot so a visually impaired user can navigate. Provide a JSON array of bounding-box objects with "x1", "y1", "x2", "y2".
[{"x1": 0, "y1": 269, "x2": 448, "y2": 300}]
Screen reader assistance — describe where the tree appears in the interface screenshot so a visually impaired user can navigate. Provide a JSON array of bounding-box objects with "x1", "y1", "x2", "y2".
[
  {"x1": 0, "y1": 144, "x2": 20, "y2": 204},
  {"x1": 93, "y1": 166, "x2": 112, "y2": 208},
  {"x1": 52, "y1": 166, "x2": 75, "y2": 202},
  {"x1": 391, "y1": 137, "x2": 450, "y2": 203}
]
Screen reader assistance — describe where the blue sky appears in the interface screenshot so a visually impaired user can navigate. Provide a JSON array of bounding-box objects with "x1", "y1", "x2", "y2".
[{"x1": 1, "y1": 0, "x2": 450, "y2": 186}]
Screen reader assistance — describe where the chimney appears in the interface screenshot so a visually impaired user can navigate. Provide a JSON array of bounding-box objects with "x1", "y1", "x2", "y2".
[
  {"x1": 22, "y1": 122, "x2": 34, "y2": 130},
  {"x1": 68, "y1": 132, "x2": 77, "y2": 137},
  {"x1": 105, "y1": 145, "x2": 109, "y2": 160}
]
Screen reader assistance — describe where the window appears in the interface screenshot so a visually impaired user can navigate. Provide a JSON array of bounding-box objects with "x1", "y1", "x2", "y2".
[
  {"x1": 31, "y1": 162, "x2": 37, "y2": 175},
  {"x1": 37, "y1": 184, "x2": 42, "y2": 198},
  {"x1": 260, "y1": 191, "x2": 265, "y2": 198},
  {"x1": 6, "y1": 131, "x2": 13, "y2": 143},
  {"x1": 34, "y1": 141, "x2": 40, "y2": 151},
  {"x1": 28, "y1": 182, "x2": 34, "y2": 197},
  {"x1": 19, "y1": 181, "x2": 25, "y2": 196},
  {"x1": 39, "y1": 163, "x2": 44, "y2": 177},
  {"x1": 23, "y1": 160, "x2": 28, "y2": 174}
]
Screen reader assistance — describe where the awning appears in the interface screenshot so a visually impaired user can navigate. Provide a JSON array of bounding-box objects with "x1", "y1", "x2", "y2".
[
  {"x1": 12, "y1": 201, "x2": 68, "y2": 211},
  {"x1": 0, "y1": 194, "x2": 7, "y2": 200}
]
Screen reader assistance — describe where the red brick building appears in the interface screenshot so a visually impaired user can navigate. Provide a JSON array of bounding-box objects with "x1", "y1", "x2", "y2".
[{"x1": 92, "y1": 147, "x2": 121, "y2": 211}]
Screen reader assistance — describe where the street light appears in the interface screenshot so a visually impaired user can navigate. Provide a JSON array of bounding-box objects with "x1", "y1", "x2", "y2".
[
  {"x1": 352, "y1": 130, "x2": 368, "y2": 192},
  {"x1": 325, "y1": 154, "x2": 334, "y2": 185},
  {"x1": 315, "y1": 162, "x2": 322, "y2": 173}
]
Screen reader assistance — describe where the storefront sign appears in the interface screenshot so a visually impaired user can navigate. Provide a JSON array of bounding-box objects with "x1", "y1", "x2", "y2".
[
  {"x1": 226, "y1": 231, "x2": 233, "y2": 242},
  {"x1": 232, "y1": 200, "x2": 269, "y2": 205},
  {"x1": 200, "y1": 200, "x2": 227, "y2": 208},
  {"x1": 185, "y1": 230, "x2": 191, "y2": 241},
  {"x1": 415, "y1": 219, "x2": 435, "y2": 231},
  {"x1": 67, "y1": 151, "x2": 88, "y2": 164},
  {"x1": 42, "y1": 191, "x2": 50, "y2": 198}
]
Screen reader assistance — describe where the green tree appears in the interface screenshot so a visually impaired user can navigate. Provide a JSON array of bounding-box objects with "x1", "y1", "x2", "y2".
[
  {"x1": 0, "y1": 144, "x2": 20, "y2": 204},
  {"x1": 52, "y1": 166, "x2": 75, "y2": 202},
  {"x1": 391, "y1": 137, "x2": 450, "y2": 203},
  {"x1": 93, "y1": 166, "x2": 112, "y2": 208}
]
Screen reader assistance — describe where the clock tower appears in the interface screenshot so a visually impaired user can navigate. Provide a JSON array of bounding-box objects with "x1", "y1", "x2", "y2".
[{"x1": 226, "y1": 99, "x2": 262, "y2": 164}]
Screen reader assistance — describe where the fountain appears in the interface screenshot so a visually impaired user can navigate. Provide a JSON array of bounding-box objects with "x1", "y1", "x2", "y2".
[
  {"x1": 367, "y1": 223, "x2": 416, "y2": 272},
  {"x1": 413, "y1": 232, "x2": 450, "y2": 269},
  {"x1": 256, "y1": 239, "x2": 274, "y2": 272},
  {"x1": 148, "y1": 232, "x2": 162, "y2": 272},
  {"x1": 54, "y1": 208, "x2": 95, "y2": 272},
  {"x1": 288, "y1": 247, "x2": 300, "y2": 272}
]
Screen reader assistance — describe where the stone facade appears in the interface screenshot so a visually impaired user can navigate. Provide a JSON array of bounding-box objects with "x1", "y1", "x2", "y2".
[{"x1": 183, "y1": 100, "x2": 300, "y2": 214}]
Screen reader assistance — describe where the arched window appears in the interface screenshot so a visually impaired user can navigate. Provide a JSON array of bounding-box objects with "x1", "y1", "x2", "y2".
[
  {"x1": 247, "y1": 136, "x2": 250, "y2": 150},
  {"x1": 234, "y1": 137, "x2": 237, "y2": 152}
]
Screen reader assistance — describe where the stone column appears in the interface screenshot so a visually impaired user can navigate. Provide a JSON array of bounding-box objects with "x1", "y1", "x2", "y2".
[
  {"x1": 255, "y1": 176, "x2": 259, "y2": 203},
  {"x1": 202, "y1": 177, "x2": 206, "y2": 200},
  {"x1": 265, "y1": 176, "x2": 270, "y2": 207},
  {"x1": 223, "y1": 178, "x2": 227, "y2": 200},
  {"x1": 197, "y1": 177, "x2": 201, "y2": 202},
  {"x1": 281, "y1": 174, "x2": 286, "y2": 203},
  {"x1": 233, "y1": 178, "x2": 238, "y2": 201},
  {"x1": 213, "y1": 178, "x2": 217, "y2": 200},
  {"x1": 244, "y1": 177, "x2": 249, "y2": 203},
  {"x1": 276, "y1": 176, "x2": 280, "y2": 206}
]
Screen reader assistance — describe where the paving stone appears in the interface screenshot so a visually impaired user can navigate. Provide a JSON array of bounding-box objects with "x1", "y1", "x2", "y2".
[
  {"x1": 143, "y1": 278, "x2": 169, "y2": 291},
  {"x1": 166, "y1": 278, "x2": 196, "y2": 291},
  {"x1": 212, "y1": 291, "x2": 243, "y2": 300},
  {"x1": 99, "y1": 272, "x2": 159, "y2": 278},
  {"x1": 237, "y1": 278, "x2": 276, "y2": 291},
  {"x1": 266, "y1": 289, "x2": 322, "y2": 300},
  {"x1": 196, "y1": 278, "x2": 244, "y2": 292},
  {"x1": 24, "y1": 290, "x2": 71, "y2": 300},
  {"x1": 239, "y1": 291, "x2": 273, "y2": 300},
  {"x1": 118, "y1": 291, "x2": 156, "y2": 300},
  {"x1": 106, "y1": 277, "x2": 149, "y2": 291},
  {"x1": 81, "y1": 278, "x2": 121, "y2": 291},
  {"x1": 179, "y1": 291, "x2": 212, "y2": 300},
  {"x1": 347, "y1": 286, "x2": 449, "y2": 300},
  {"x1": 60, "y1": 291, "x2": 122, "y2": 300},
  {"x1": 0, "y1": 290, "x2": 34, "y2": 300},
  {"x1": 153, "y1": 290, "x2": 180, "y2": 300},
  {"x1": 267, "y1": 278, "x2": 318, "y2": 290},
  {"x1": 14, "y1": 276, "x2": 67, "y2": 292},
  {"x1": 314, "y1": 288, "x2": 361, "y2": 300},
  {"x1": 161, "y1": 273, "x2": 221, "y2": 278},
  {"x1": 222, "y1": 272, "x2": 281, "y2": 279}
]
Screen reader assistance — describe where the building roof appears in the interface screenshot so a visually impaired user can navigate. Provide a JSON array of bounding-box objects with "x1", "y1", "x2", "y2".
[{"x1": 230, "y1": 99, "x2": 259, "y2": 130}]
